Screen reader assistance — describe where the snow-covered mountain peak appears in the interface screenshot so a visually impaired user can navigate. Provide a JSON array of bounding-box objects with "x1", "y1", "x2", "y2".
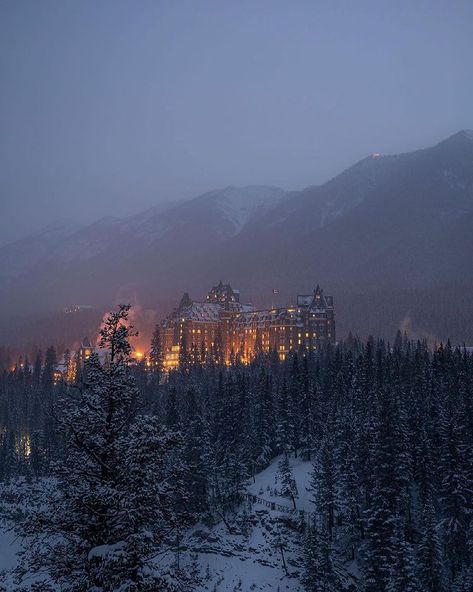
[{"x1": 205, "y1": 185, "x2": 286, "y2": 234}]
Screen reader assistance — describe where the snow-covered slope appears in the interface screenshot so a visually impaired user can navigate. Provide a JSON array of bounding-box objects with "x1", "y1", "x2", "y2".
[
  {"x1": 0, "y1": 184, "x2": 285, "y2": 322},
  {"x1": 124, "y1": 185, "x2": 286, "y2": 244},
  {"x1": 199, "y1": 186, "x2": 286, "y2": 235},
  {"x1": 160, "y1": 455, "x2": 314, "y2": 591},
  {"x1": 0, "y1": 527, "x2": 19, "y2": 574},
  {"x1": 0, "y1": 455, "x2": 313, "y2": 591},
  {"x1": 0, "y1": 186, "x2": 284, "y2": 282}
]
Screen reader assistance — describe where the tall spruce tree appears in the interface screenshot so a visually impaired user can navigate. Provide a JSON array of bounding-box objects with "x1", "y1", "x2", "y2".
[
  {"x1": 15, "y1": 305, "x2": 184, "y2": 591},
  {"x1": 149, "y1": 323, "x2": 164, "y2": 379},
  {"x1": 418, "y1": 494, "x2": 445, "y2": 592},
  {"x1": 278, "y1": 454, "x2": 298, "y2": 509},
  {"x1": 302, "y1": 518, "x2": 344, "y2": 592}
]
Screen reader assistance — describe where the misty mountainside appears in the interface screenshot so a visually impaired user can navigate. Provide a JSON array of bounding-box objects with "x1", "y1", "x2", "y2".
[
  {"x1": 0, "y1": 186, "x2": 283, "y2": 282},
  {"x1": 203, "y1": 130, "x2": 473, "y2": 341},
  {"x1": 0, "y1": 185, "x2": 285, "y2": 322},
  {"x1": 221, "y1": 130, "x2": 473, "y2": 287},
  {"x1": 1, "y1": 131, "x2": 473, "y2": 346}
]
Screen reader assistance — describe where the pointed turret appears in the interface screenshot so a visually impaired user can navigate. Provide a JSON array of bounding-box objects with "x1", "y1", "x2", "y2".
[
  {"x1": 81, "y1": 336, "x2": 92, "y2": 348},
  {"x1": 78, "y1": 336, "x2": 93, "y2": 364},
  {"x1": 178, "y1": 292, "x2": 192, "y2": 311}
]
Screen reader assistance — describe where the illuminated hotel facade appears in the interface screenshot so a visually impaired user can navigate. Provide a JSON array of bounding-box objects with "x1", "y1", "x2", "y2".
[{"x1": 161, "y1": 281, "x2": 335, "y2": 370}]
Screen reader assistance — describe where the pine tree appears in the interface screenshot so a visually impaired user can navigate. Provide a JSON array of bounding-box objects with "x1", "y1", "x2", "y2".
[
  {"x1": 15, "y1": 305, "x2": 183, "y2": 591},
  {"x1": 288, "y1": 354, "x2": 301, "y2": 455},
  {"x1": 278, "y1": 454, "x2": 298, "y2": 509},
  {"x1": 181, "y1": 388, "x2": 208, "y2": 514},
  {"x1": 252, "y1": 369, "x2": 275, "y2": 471},
  {"x1": 276, "y1": 378, "x2": 290, "y2": 453},
  {"x1": 418, "y1": 494, "x2": 445, "y2": 592},
  {"x1": 272, "y1": 519, "x2": 290, "y2": 577},
  {"x1": 302, "y1": 518, "x2": 344, "y2": 592},
  {"x1": 29, "y1": 429, "x2": 44, "y2": 479},
  {"x1": 438, "y1": 400, "x2": 471, "y2": 582},
  {"x1": 387, "y1": 520, "x2": 421, "y2": 592},
  {"x1": 452, "y1": 524, "x2": 473, "y2": 591},
  {"x1": 311, "y1": 435, "x2": 337, "y2": 541},
  {"x1": 41, "y1": 346, "x2": 57, "y2": 389},
  {"x1": 0, "y1": 428, "x2": 17, "y2": 481},
  {"x1": 32, "y1": 350, "x2": 42, "y2": 385},
  {"x1": 298, "y1": 355, "x2": 312, "y2": 460},
  {"x1": 362, "y1": 490, "x2": 394, "y2": 592},
  {"x1": 166, "y1": 386, "x2": 180, "y2": 429},
  {"x1": 149, "y1": 324, "x2": 164, "y2": 378}
]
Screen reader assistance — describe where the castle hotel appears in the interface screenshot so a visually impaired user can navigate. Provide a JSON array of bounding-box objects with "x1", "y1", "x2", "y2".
[{"x1": 161, "y1": 282, "x2": 335, "y2": 370}]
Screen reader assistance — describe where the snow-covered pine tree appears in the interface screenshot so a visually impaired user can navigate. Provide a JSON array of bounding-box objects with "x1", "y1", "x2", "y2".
[
  {"x1": 297, "y1": 355, "x2": 312, "y2": 461},
  {"x1": 417, "y1": 493, "x2": 445, "y2": 592},
  {"x1": 276, "y1": 377, "x2": 291, "y2": 454},
  {"x1": 180, "y1": 387, "x2": 209, "y2": 514},
  {"x1": 302, "y1": 518, "x2": 345, "y2": 592},
  {"x1": 361, "y1": 386, "x2": 403, "y2": 592},
  {"x1": 41, "y1": 345, "x2": 57, "y2": 390},
  {"x1": 15, "y1": 304, "x2": 184, "y2": 591},
  {"x1": 362, "y1": 489, "x2": 394, "y2": 592},
  {"x1": 251, "y1": 368, "x2": 275, "y2": 471},
  {"x1": 149, "y1": 324, "x2": 164, "y2": 378},
  {"x1": 278, "y1": 454, "x2": 298, "y2": 509},
  {"x1": 271, "y1": 518, "x2": 290, "y2": 577},
  {"x1": 438, "y1": 396, "x2": 471, "y2": 583},
  {"x1": 452, "y1": 524, "x2": 473, "y2": 592},
  {"x1": 288, "y1": 354, "x2": 301, "y2": 455},
  {"x1": 0, "y1": 428, "x2": 17, "y2": 481},
  {"x1": 32, "y1": 350, "x2": 42, "y2": 386},
  {"x1": 387, "y1": 519, "x2": 421, "y2": 592},
  {"x1": 334, "y1": 393, "x2": 364, "y2": 560},
  {"x1": 311, "y1": 433, "x2": 338, "y2": 542}
]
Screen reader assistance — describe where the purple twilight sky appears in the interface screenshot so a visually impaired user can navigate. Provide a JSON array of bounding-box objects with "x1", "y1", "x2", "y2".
[{"x1": 1, "y1": 0, "x2": 472, "y2": 243}]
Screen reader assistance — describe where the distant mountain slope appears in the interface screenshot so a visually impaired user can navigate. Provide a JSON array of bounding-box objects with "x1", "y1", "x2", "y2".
[
  {"x1": 216, "y1": 130, "x2": 473, "y2": 291},
  {"x1": 1, "y1": 132, "x2": 473, "y2": 347},
  {"x1": 0, "y1": 220, "x2": 80, "y2": 283},
  {"x1": 0, "y1": 186, "x2": 286, "y2": 321}
]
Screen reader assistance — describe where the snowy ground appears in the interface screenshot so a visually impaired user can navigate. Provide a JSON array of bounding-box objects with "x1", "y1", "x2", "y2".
[
  {"x1": 0, "y1": 526, "x2": 21, "y2": 590},
  {"x1": 247, "y1": 454, "x2": 313, "y2": 513},
  {"x1": 0, "y1": 455, "x2": 313, "y2": 591},
  {"x1": 162, "y1": 454, "x2": 313, "y2": 591},
  {"x1": 0, "y1": 528, "x2": 20, "y2": 572}
]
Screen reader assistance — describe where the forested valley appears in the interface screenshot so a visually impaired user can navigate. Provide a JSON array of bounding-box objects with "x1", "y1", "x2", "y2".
[{"x1": 0, "y1": 306, "x2": 472, "y2": 591}]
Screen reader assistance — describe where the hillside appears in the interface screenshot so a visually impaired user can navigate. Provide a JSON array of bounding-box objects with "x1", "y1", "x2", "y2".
[
  {"x1": 1, "y1": 131, "x2": 473, "y2": 348},
  {"x1": 0, "y1": 455, "x2": 315, "y2": 591}
]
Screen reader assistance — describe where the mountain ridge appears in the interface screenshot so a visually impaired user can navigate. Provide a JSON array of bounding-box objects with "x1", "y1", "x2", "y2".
[{"x1": 1, "y1": 130, "x2": 473, "y2": 347}]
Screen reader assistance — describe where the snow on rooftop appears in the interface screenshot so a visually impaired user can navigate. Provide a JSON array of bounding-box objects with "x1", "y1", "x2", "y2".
[{"x1": 183, "y1": 302, "x2": 222, "y2": 322}]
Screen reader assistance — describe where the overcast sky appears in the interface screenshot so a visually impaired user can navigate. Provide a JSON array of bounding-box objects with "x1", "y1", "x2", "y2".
[{"x1": 1, "y1": 0, "x2": 472, "y2": 244}]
